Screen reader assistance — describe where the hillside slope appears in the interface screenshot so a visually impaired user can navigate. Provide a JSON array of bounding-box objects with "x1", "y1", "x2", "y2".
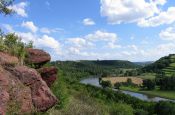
[
  {"x1": 142, "y1": 54, "x2": 175, "y2": 76},
  {"x1": 70, "y1": 60, "x2": 139, "y2": 68}
]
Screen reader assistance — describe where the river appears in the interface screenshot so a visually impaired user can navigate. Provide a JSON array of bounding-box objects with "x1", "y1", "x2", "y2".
[{"x1": 80, "y1": 77, "x2": 175, "y2": 102}]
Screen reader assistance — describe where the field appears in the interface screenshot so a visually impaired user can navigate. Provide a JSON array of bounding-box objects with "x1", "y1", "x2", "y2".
[
  {"x1": 162, "y1": 55, "x2": 175, "y2": 77},
  {"x1": 138, "y1": 73, "x2": 156, "y2": 79},
  {"x1": 102, "y1": 77, "x2": 143, "y2": 85}
]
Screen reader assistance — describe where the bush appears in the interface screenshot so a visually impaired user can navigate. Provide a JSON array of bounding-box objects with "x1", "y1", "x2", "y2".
[
  {"x1": 100, "y1": 80, "x2": 112, "y2": 88},
  {"x1": 142, "y1": 79, "x2": 155, "y2": 90},
  {"x1": 155, "y1": 101, "x2": 175, "y2": 115},
  {"x1": 114, "y1": 82, "x2": 121, "y2": 89},
  {"x1": 135, "y1": 109, "x2": 148, "y2": 115},
  {"x1": 110, "y1": 103, "x2": 134, "y2": 115}
]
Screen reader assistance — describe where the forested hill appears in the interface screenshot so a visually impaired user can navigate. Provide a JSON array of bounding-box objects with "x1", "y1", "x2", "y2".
[
  {"x1": 133, "y1": 61, "x2": 154, "y2": 67},
  {"x1": 81, "y1": 60, "x2": 142, "y2": 69},
  {"x1": 56, "y1": 60, "x2": 140, "y2": 68},
  {"x1": 142, "y1": 54, "x2": 175, "y2": 76}
]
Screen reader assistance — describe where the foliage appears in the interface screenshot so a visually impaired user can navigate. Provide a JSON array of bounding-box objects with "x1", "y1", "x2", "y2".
[
  {"x1": 155, "y1": 101, "x2": 175, "y2": 115},
  {"x1": 100, "y1": 80, "x2": 112, "y2": 88},
  {"x1": 142, "y1": 55, "x2": 171, "y2": 73},
  {"x1": 0, "y1": 32, "x2": 33, "y2": 65},
  {"x1": 0, "y1": 0, "x2": 14, "y2": 15},
  {"x1": 142, "y1": 79, "x2": 155, "y2": 90},
  {"x1": 114, "y1": 82, "x2": 122, "y2": 89},
  {"x1": 135, "y1": 109, "x2": 148, "y2": 115},
  {"x1": 110, "y1": 103, "x2": 134, "y2": 115}
]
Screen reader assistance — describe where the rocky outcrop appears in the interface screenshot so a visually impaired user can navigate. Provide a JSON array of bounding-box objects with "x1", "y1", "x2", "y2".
[
  {"x1": 0, "y1": 50, "x2": 58, "y2": 114},
  {"x1": 0, "y1": 52, "x2": 18, "y2": 66},
  {"x1": 25, "y1": 48, "x2": 51, "y2": 68},
  {"x1": 38, "y1": 67, "x2": 58, "y2": 87},
  {"x1": 9, "y1": 66, "x2": 58, "y2": 111},
  {"x1": 0, "y1": 66, "x2": 33, "y2": 114}
]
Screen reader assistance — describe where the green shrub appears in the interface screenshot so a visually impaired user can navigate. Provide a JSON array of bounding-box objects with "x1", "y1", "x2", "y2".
[{"x1": 110, "y1": 103, "x2": 134, "y2": 115}]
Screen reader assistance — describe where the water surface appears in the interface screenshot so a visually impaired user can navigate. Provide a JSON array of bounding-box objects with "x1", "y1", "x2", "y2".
[{"x1": 80, "y1": 77, "x2": 175, "y2": 102}]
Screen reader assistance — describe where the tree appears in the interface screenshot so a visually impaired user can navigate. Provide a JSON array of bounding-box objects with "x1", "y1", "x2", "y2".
[
  {"x1": 155, "y1": 101, "x2": 175, "y2": 115},
  {"x1": 127, "y1": 78, "x2": 132, "y2": 85},
  {"x1": 100, "y1": 80, "x2": 112, "y2": 88},
  {"x1": 101, "y1": 72, "x2": 108, "y2": 77},
  {"x1": 142, "y1": 79, "x2": 155, "y2": 90},
  {"x1": 114, "y1": 82, "x2": 121, "y2": 89},
  {"x1": 25, "y1": 41, "x2": 33, "y2": 48},
  {"x1": 0, "y1": 0, "x2": 14, "y2": 15}
]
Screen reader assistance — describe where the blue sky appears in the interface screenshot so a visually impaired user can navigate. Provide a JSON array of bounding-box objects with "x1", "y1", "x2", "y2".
[{"x1": 1, "y1": 0, "x2": 175, "y2": 61}]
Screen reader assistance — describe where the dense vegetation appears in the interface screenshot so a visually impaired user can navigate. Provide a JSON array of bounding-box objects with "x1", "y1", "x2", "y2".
[
  {"x1": 142, "y1": 54, "x2": 175, "y2": 75},
  {"x1": 0, "y1": 31, "x2": 33, "y2": 65},
  {"x1": 47, "y1": 61, "x2": 175, "y2": 115},
  {"x1": 0, "y1": 0, "x2": 13, "y2": 15},
  {"x1": 139, "y1": 54, "x2": 175, "y2": 91}
]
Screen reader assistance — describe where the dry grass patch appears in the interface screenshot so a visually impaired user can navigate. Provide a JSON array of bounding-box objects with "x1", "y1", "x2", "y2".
[{"x1": 102, "y1": 77, "x2": 143, "y2": 85}]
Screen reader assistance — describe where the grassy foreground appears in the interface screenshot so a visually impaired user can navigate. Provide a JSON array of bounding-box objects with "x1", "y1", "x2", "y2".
[{"x1": 120, "y1": 86, "x2": 175, "y2": 100}]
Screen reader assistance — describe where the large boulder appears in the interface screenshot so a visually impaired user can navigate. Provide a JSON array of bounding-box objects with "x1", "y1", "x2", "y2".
[
  {"x1": 25, "y1": 48, "x2": 51, "y2": 68},
  {"x1": 0, "y1": 67, "x2": 10, "y2": 115},
  {"x1": 0, "y1": 66, "x2": 34, "y2": 115},
  {"x1": 8, "y1": 66, "x2": 58, "y2": 112},
  {"x1": 0, "y1": 52, "x2": 18, "y2": 66},
  {"x1": 38, "y1": 67, "x2": 58, "y2": 87}
]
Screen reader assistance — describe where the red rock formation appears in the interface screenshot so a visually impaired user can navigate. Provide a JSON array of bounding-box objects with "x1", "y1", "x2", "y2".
[
  {"x1": 0, "y1": 69, "x2": 10, "y2": 115},
  {"x1": 38, "y1": 67, "x2": 58, "y2": 87},
  {"x1": 0, "y1": 49, "x2": 58, "y2": 114},
  {"x1": 9, "y1": 66, "x2": 58, "y2": 112},
  {"x1": 25, "y1": 48, "x2": 51, "y2": 68},
  {"x1": 0, "y1": 66, "x2": 34, "y2": 114},
  {"x1": 0, "y1": 52, "x2": 18, "y2": 65}
]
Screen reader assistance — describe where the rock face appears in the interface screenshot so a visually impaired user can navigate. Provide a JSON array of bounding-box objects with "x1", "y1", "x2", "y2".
[
  {"x1": 0, "y1": 66, "x2": 33, "y2": 114},
  {"x1": 25, "y1": 48, "x2": 51, "y2": 68},
  {"x1": 38, "y1": 67, "x2": 58, "y2": 87},
  {"x1": 0, "y1": 52, "x2": 18, "y2": 65},
  {"x1": 10, "y1": 66, "x2": 58, "y2": 111},
  {"x1": 0, "y1": 49, "x2": 58, "y2": 114}
]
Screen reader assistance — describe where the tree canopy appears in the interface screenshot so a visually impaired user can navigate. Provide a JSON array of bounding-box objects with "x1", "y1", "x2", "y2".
[{"x1": 0, "y1": 0, "x2": 14, "y2": 15}]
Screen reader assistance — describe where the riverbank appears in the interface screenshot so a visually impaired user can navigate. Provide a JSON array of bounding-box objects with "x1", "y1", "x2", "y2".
[{"x1": 120, "y1": 86, "x2": 175, "y2": 100}]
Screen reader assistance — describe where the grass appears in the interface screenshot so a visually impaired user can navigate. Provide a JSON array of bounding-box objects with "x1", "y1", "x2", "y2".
[
  {"x1": 120, "y1": 86, "x2": 175, "y2": 100},
  {"x1": 102, "y1": 77, "x2": 143, "y2": 85},
  {"x1": 138, "y1": 73, "x2": 156, "y2": 79},
  {"x1": 46, "y1": 69, "x2": 135, "y2": 115}
]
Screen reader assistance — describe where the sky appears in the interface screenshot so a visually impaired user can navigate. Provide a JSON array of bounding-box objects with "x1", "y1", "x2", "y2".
[{"x1": 1, "y1": 0, "x2": 175, "y2": 61}]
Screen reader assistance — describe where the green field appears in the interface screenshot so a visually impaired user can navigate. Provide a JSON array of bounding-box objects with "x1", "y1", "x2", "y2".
[
  {"x1": 120, "y1": 86, "x2": 175, "y2": 100},
  {"x1": 138, "y1": 73, "x2": 156, "y2": 79},
  {"x1": 162, "y1": 55, "x2": 175, "y2": 76}
]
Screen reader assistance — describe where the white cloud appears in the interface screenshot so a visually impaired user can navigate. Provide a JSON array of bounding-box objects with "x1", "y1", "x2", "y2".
[
  {"x1": 100, "y1": 0, "x2": 175, "y2": 27},
  {"x1": 40, "y1": 28, "x2": 51, "y2": 34},
  {"x1": 68, "y1": 37, "x2": 89, "y2": 48},
  {"x1": 100, "y1": 0, "x2": 162, "y2": 24},
  {"x1": 8, "y1": 2, "x2": 28, "y2": 17},
  {"x1": 159, "y1": 26, "x2": 175, "y2": 40},
  {"x1": 83, "y1": 18, "x2": 95, "y2": 26},
  {"x1": 40, "y1": 27, "x2": 63, "y2": 34},
  {"x1": 16, "y1": 32, "x2": 62, "y2": 59},
  {"x1": 16, "y1": 32, "x2": 36, "y2": 43},
  {"x1": 3, "y1": 24, "x2": 14, "y2": 32},
  {"x1": 21, "y1": 21, "x2": 38, "y2": 33},
  {"x1": 138, "y1": 7, "x2": 175, "y2": 27},
  {"x1": 107, "y1": 42, "x2": 121, "y2": 49},
  {"x1": 85, "y1": 30, "x2": 117, "y2": 42}
]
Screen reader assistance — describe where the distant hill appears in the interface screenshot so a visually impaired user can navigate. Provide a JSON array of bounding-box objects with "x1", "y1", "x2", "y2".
[
  {"x1": 76, "y1": 60, "x2": 140, "y2": 68},
  {"x1": 142, "y1": 54, "x2": 175, "y2": 76},
  {"x1": 52, "y1": 60, "x2": 140, "y2": 76},
  {"x1": 133, "y1": 61, "x2": 154, "y2": 67}
]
